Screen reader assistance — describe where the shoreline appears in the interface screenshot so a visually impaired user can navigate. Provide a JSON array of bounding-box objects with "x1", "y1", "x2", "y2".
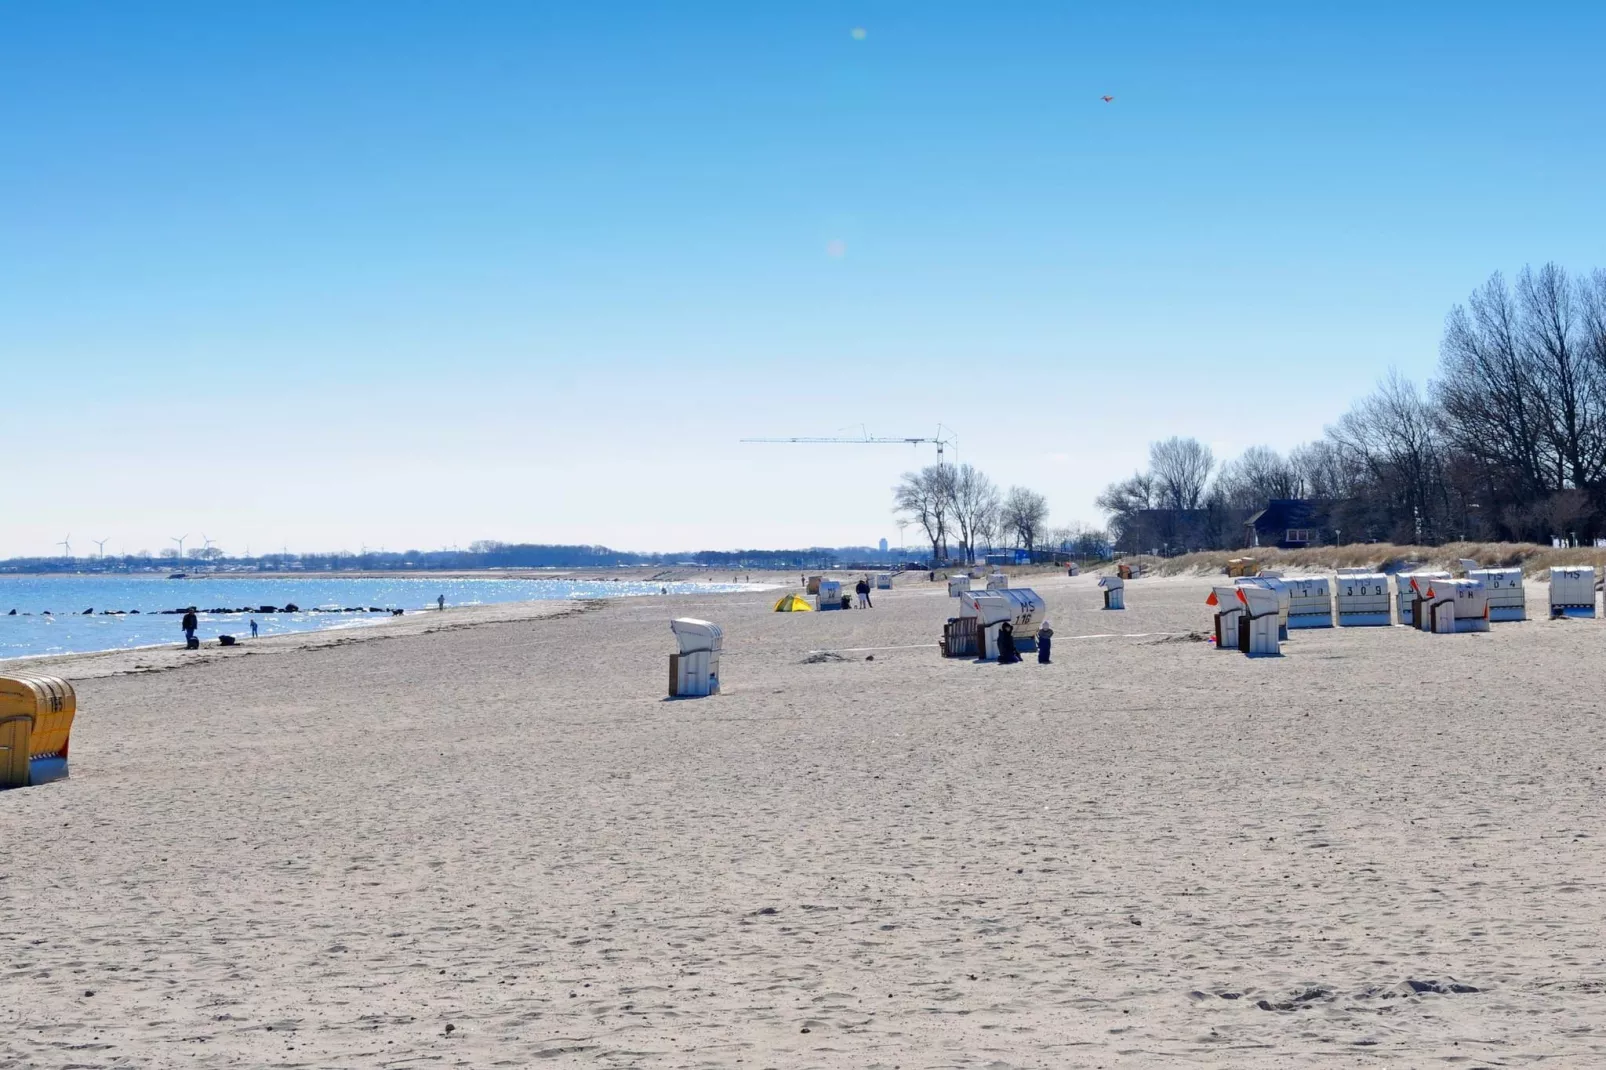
[
  {"x1": 0, "y1": 566, "x2": 804, "y2": 581},
  {"x1": 0, "y1": 611, "x2": 399, "y2": 671},
  {"x1": 0, "y1": 569, "x2": 789, "y2": 678},
  {"x1": 0, "y1": 597, "x2": 584, "y2": 680},
  {"x1": 0, "y1": 576, "x2": 789, "y2": 666}
]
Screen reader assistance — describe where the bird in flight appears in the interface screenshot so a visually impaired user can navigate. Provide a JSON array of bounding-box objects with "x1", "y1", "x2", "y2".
[{"x1": 1100, "y1": 95, "x2": 1114, "y2": 103}]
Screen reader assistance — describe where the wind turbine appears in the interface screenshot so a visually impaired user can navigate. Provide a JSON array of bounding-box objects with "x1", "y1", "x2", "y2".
[
  {"x1": 201, "y1": 534, "x2": 213, "y2": 557},
  {"x1": 93, "y1": 538, "x2": 109, "y2": 559},
  {"x1": 171, "y1": 534, "x2": 188, "y2": 562},
  {"x1": 58, "y1": 534, "x2": 72, "y2": 559}
]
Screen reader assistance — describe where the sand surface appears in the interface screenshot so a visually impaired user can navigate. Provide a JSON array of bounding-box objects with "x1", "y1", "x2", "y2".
[{"x1": 3, "y1": 571, "x2": 1604, "y2": 1067}]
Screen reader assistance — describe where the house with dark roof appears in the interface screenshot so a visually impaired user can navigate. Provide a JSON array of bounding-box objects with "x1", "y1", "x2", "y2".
[{"x1": 1245, "y1": 499, "x2": 1335, "y2": 549}]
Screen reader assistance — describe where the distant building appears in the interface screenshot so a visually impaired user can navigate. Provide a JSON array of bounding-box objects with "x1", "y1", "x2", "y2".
[
  {"x1": 879, "y1": 538, "x2": 888, "y2": 553},
  {"x1": 1246, "y1": 499, "x2": 1336, "y2": 549}
]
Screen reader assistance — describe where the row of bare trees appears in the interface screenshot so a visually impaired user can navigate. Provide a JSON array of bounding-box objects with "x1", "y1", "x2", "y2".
[
  {"x1": 1099, "y1": 264, "x2": 1606, "y2": 549},
  {"x1": 894, "y1": 465, "x2": 1052, "y2": 563}
]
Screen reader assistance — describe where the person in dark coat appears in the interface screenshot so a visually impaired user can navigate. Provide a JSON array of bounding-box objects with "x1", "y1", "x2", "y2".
[
  {"x1": 995, "y1": 620, "x2": 1021, "y2": 664},
  {"x1": 1036, "y1": 622, "x2": 1053, "y2": 664},
  {"x1": 181, "y1": 610, "x2": 198, "y2": 648}
]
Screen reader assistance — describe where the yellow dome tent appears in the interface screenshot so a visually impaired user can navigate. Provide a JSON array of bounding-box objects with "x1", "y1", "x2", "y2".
[{"x1": 773, "y1": 593, "x2": 813, "y2": 612}]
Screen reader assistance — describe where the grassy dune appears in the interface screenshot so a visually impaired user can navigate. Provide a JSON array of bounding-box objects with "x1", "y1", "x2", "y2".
[{"x1": 1135, "y1": 541, "x2": 1606, "y2": 577}]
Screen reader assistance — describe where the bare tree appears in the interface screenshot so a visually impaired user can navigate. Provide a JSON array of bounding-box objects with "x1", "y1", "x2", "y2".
[
  {"x1": 1288, "y1": 440, "x2": 1356, "y2": 500},
  {"x1": 1329, "y1": 370, "x2": 1449, "y2": 542},
  {"x1": 945, "y1": 464, "x2": 1001, "y2": 564},
  {"x1": 1517, "y1": 263, "x2": 1606, "y2": 490},
  {"x1": 1000, "y1": 486, "x2": 1049, "y2": 555},
  {"x1": 1537, "y1": 489, "x2": 1592, "y2": 541},
  {"x1": 1149, "y1": 437, "x2": 1215, "y2": 510},
  {"x1": 975, "y1": 494, "x2": 1002, "y2": 554},
  {"x1": 1216, "y1": 445, "x2": 1302, "y2": 509},
  {"x1": 1429, "y1": 264, "x2": 1606, "y2": 540},
  {"x1": 1437, "y1": 271, "x2": 1553, "y2": 503},
  {"x1": 1070, "y1": 262, "x2": 1606, "y2": 547},
  {"x1": 1095, "y1": 471, "x2": 1155, "y2": 550},
  {"x1": 1582, "y1": 268, "x2": 1606, "y2": 375},
  {"x1": 893, "y1": 465, "x2": 954, "y2": 562},
  {"x1": 1069, "y1": 524, "x2": 1110, "y2": 559},
  {"x1": 1095, "y1": 471, "x2": 1155, "y2": 515}
]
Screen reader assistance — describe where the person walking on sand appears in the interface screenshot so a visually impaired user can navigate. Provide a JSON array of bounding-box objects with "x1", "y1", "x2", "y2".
[
  {"x1": 855, "y1": 577, "x2": 870, "y2": 609},
  {"x1": 1036, "y1": 621, "x2": 1053, "y2": 664},
  {"x1": 250, "y1": 618, "x2": 259, "y2": 639},
  {"x1": 181, "y1": 609, "x2": 198, "y2": 648},
  {"x1": 437, "y1": 594, "x2": 445, "y2": 611}
]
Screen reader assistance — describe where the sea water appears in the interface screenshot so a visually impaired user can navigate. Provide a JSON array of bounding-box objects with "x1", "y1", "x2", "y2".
[{"x1": 0, "y1": 574, "x2": 767, "y2": 661}]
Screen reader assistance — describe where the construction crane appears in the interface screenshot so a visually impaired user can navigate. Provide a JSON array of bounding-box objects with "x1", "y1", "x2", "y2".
[{"x1": 741, "y1": 425, "x2": 957, "y2": 465}]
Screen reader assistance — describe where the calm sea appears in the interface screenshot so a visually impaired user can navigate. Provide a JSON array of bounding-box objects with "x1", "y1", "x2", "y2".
[{"x1": 0, "y1": 574, "x2": 767, "y2": 661}]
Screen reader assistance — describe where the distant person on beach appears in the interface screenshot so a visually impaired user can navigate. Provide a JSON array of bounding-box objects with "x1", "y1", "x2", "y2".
[
  {"x1": 181, "y1": 610, "x2": 198, "y2": 648},
  {"x1": 1036, "y1": 622, "x2": 1053, "y2": 664},
  {"x1": 437, "y1": 594, "x2": 445, "y2": 611},
  {"x1": 250, "y1": 618, "x2": 258, "y2": 638},
  {"x1": 855, "y1": 578, "x2": 872, "y2": 609}
]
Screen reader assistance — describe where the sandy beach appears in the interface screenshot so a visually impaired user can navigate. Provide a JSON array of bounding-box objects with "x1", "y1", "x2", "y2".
[{"x1": 3, "y1": 569, "x2": 1604, "y2": 1067}]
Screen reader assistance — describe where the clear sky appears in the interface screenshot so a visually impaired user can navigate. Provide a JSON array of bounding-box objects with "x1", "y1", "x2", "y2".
[{"x1": 5, "y1": 2, "x2": 1604, "y2": 559}]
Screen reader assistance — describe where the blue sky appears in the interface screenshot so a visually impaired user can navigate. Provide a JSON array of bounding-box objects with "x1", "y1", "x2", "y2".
[{"x1": 4, "y1": 2, "x2": 1604, "y2": 558}]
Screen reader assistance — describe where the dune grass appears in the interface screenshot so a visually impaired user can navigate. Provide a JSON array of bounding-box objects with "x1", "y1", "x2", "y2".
[{"x1": 1129, "y1": 541, "x2": 1606, "y2": 577}]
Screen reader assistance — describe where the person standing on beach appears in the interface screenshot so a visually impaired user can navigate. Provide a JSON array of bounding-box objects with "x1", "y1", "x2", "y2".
[
  {"x1": 437, "y1": 594, "x2": 445, "y2": 611},
  {"x1": 181, "y1": 609, "x2": 198, "y2": 647},
  {"x1": 250, "y1": 618, "x2": 259, "y2": 638},
  {"x1": 854, "y1": 578, "x2": 869, "y2": 609},
  {"x1": 1036, "y1": 621, "x2": 1053, "y2": 664}
]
